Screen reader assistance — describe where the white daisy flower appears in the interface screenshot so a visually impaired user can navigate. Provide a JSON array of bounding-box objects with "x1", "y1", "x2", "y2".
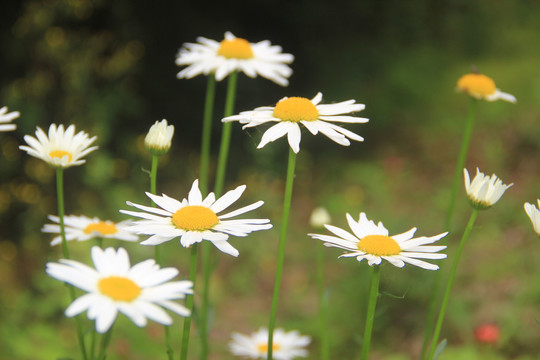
[
  {"x1": 145, "y1": 119, "x2": 174, "y2": 156},
  {"x1": 229, "y1": 327, "x2": 310, "y2": 360},
  {"x1": 0, "y1": 106, "x2": 20, "y2": 132},
  {"x1": 309, "y1": 212, "x2": 448, "y2": 270},
  {"x1": 46, "y1": 246, "x2": 193, "y2": 333},
  {"x1": 19, "y1": 124, "x2": 98, "y2": 168},
  {"x1": 176, "y1": 31, "x2": 294, "y2": 86},
  {"x1": 42, "y1": 215, "x2": 139, "y2": 246},
  {"x1": 120, "y1": 179, "x2": 272, "y2": 257},
  {"x1": 524, "y1": 200, "x2": 540, "y2": 236},
  {"x1": 463, "y1": 168, "x2": 512, "y2": 209},
  {"x1": 223, "y1": 92, "x2": 368, "y2": 153},
  {"x1": 457, "y1": 73, "x2": 516, "y2": 103}
]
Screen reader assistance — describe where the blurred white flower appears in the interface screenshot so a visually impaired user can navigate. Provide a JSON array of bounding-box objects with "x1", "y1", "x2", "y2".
[
  {"x1": 145, "y1": 119, "x2": 174, "y2": 156},
  {"x1": 309, "y1": 207, "x2": 331, "y2": 229},
  {"x1": 310, "y1": 212, "x2": 447, "y2": 270},
  {"x1": 457, "y1": 73, "x2": 516, "y2": 103},
  {"x1": 46, "y1": 246, "x2": 192, "y2": 333},
  {"x1": 121, "y1": 180, "x2": 272, "y2": 257},
  {"x1": 176, "y1": 31, "x2": 294, "y2": 86},
  {"x1": 524, "y1": 200, "x2": 540, "y2": 236},
  {"x1": 463, "y1": 168, "x2": 512, "y2": 209},
  {"x1": 229, "y1": 327, "x2": 310, "y2": 360},
  {"x1": 42, "y1": 215, "x2": 138, "y2": 246},
  {"x1": 0, "y1": 106, "x2": 20, "y2": 132},
  {"x1": 223, "y1": 92, "x2": 368, "y2": 153},
  {"x1": 19, "y1": 124, "x2": 98, "y2": 168}
]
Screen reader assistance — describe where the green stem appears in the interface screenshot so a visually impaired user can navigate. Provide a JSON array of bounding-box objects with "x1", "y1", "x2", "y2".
[
  {"x1": 420, "y1": 98, "x2": 477, "y2": 360},
  {"x1": 90, "y1": 327, "x2": 97, "y2": 360},
  {"x1": 200, "y1": 241, "x2": 212, "y2": 360},
  {"x1": 199, "y1": 71, "x2": 238, "y2": 360},
  {"x1": 180, "y1": 245, "x2": 199, "y2": 360},
  {"x1": 445, "y1": 98, "x2": 478, "y2": 232},
  {"x1": 149, "y1": 154, "x2": 173, "y2": 359},
  {"x1": 97, "y1": 326, "x2": 114, "y2": 360},
  {"x1": 427, "y1": 208, "x2": 479, "y2": 360},
  {"x1": 199, "y1": 75, "x2": 216, "y2": 196},
  {"x1": 57, "y1": 168, "x2": 88, "y2": 360},
  {"x1": 316, "y1": 244, "x2": 330, "y2": 360},
  {"x1": 213, "y1": 71, "x2": 238, "y2": 197},
  {"x1": 360, "y1": 265, "x2": 381, "y2": 360},
  {"x1": 268, "y1": 148, "x2": 297, "y2": 360}
]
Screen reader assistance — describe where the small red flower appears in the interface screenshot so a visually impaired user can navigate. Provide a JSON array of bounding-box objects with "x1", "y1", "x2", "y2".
[{"x1": 474, "y1": 323, "x2": 500, "y2": 344}]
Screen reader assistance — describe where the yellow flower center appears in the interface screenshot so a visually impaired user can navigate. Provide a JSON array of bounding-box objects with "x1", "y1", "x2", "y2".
[
  {"x1": 257, "y1": 343, "x2": 281, "y2": 353},
  {"x1": 83, "y1": 221, "x2": 118, "y2": 236},
  {"x1": 49, "y1": 150, "x2": 73, "y2": 163},
  {"x1": 217, "y1": 38, "x2": 254, "y2": 59},
  {"x1": 357, "y1": 235, "x2": 401, "y2": 256},
  {"x1": 98, "y1": 276, "x2": 141, "y2": 302},
  {"x1": 273, "y1": 97, "x2": 319, "y2": 122},
  {"x1": 172, "y1": 206, "x2": 219, "y2": 231},
  {"x1": 457, "y1": 73, "x2": 496, "y2": 97}
]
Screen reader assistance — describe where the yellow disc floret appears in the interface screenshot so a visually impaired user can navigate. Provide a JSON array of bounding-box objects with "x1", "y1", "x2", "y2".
[
  {"x1": 357, "y1": 235, "x2": 401, "y2": 256},
  {"x1": 457, "y1": 73, "x2": 497, "y2": 98},
  {"x1": 172, "y1": 206, "x2": 219, "y2": 231},
  {"x1": 49, "y1": 150, "x2": 73, "y2": 163},
  {"x1": 84, "y1": 221, "x2": 118, "y2": 236},
  {"x1": 98, "y1": 276, "x2": 141, "y2": 302},
  {"x1": 257, "y1": 343, "x2": 281, "y2": 354},
  {"x1": 217, "y1": 38, "x2": 254, "y2": 59},
  {"x1": 273, "y1": 97, "x2": 319, "y2": 122}
]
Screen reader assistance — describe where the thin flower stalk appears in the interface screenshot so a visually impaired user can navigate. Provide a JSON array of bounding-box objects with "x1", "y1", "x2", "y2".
[
  {"x1": 316, "y1": 244, "x2": 330, "y2": 360},
  {"x1": 360, "y1": 265, "x2": 381, "y2": 360},
  {"x1": 56, "y1": 168, "x2": 89, "y2": 360},
  {"x1": 200, "y1": 70, "x2": 238, "y2": 360},
  {"x1": 421, "y1": 97, "x2": 477, "y2": 360},
  {"x1": 199, "y1": 74, "x2": 217, "y2": 196},
  {"x1": 427, "y1": 208, "x2": 479, "y2": 360},
  {"x1": 268, "y1": 147, "x2": 297, "y2": 360},
  {"x1": 180, "y1": 245, "x2": 199, "y2": 360}
]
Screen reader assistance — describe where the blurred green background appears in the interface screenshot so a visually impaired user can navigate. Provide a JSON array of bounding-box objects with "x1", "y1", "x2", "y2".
[{"x1": 1, "y1": 0, "x2": 540, "y2": 359}]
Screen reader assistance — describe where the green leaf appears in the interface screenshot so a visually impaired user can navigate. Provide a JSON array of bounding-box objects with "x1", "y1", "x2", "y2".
[{"x1": 433, "y1": 338, "x2": 447, "y2": 360}]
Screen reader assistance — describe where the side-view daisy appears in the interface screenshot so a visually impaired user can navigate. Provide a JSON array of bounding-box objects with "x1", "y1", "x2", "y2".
[
  {"x1": 42, "y1": 215, "x2": 139, "y2": 246},
  {"x1": 464, "y1": 168, "x2": 512, "y2": 209},
  {"x1": 309, "y1": 212, "x2": 447, "y2": 270},
  {"x1": 223, "y1": 92, "x2": 368, "y2": 153},
  {"x1": 457, "y1": 73, "x2": 516, "y2": 103},
  {"x1": 0, "y1": 106, "x2": 20, "y2": 132},
  {"x1": 46, "y1": 246, "x2": 193, "y2": 333},
  {"x1": 120, "y1": 179, "x2": 272, "y2": 257},
  {"x1": 176, "y1": 31, "x2": 294, "y2": 86},
  {"x1": 19, "y1": 124, "x2": 98, "y2": 168},
  {"x1": 524, "y1": 200, "x2": 540, "y2": 236},
  {"x1": 229, "y1": 327, "x2": 310, "y2": 360}
]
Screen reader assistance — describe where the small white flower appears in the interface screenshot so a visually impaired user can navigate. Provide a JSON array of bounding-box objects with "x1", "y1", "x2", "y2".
[
  {"x1": 0, "y1": 106, "x2": 20, "y2": 132},
  {"x1": 19, "y1": 124, "x2": 98, "y2": 168},
  {"x1": 309, "y1": 207, "x2": 331, "y2": 229},
  {"x1": 176, "y1": 31, "x2": 294, "y2": 86},
  {"x1": 223, "y1": 92, "x2": 368, "y2": 153},
  {"x1": 229, "y1": 327, "x2": 310, "y2": 360},
  {"x1": 457, "y1": 73, "x2": 516, "y2": 103},
  {"x1": 524, "y1": 200, "x2": 540, "y2": 236},
  {"x1": 120, "y1": 179, "x2": 272, "y2": 257},
  {"x1": 145, "y1": 119, "x2": 174, "y2": 156},
  {"x1": 42, "y1": 215, "x2": 139, "y2": 246},
  {"x1": 309, "y1": 212, "x2": 448, "y2": 270},
  {"x1": 463, "y1": 168, "x2": 512, "y2": 209},
  {"x1": 46, "y1": 246, "x2": 193, "y2": 333}
]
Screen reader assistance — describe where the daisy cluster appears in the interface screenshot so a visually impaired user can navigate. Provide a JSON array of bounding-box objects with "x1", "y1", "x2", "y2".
[{"x1": 9, "y1": 25, "x2": 535, "y2": 360}]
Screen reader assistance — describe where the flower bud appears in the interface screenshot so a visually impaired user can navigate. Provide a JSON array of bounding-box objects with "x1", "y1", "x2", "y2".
[
  {"x1": 145, "y1": 119, "x2": 174, "y2": 156},
  {"x1": 309, "y1": 207, "x2": 331, "y2": 228}
]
